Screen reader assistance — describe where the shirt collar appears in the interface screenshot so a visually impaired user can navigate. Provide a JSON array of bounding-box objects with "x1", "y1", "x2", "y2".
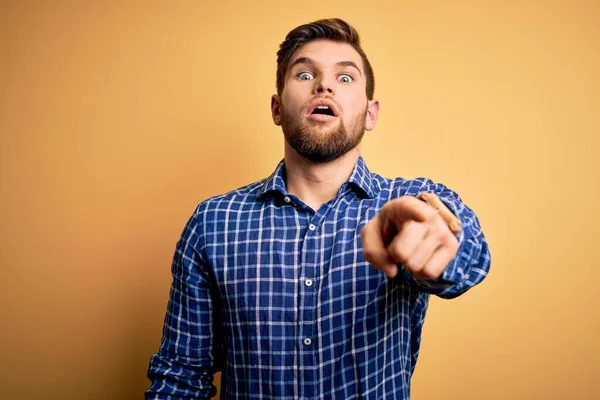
[
  {"x1": 258, "y1": 156, "x2": 376, "y2": 200},
  {"x1": 258, "y1": 159, "x2": 288, "y2": 198},
  {"x1": 347, "y1": 155, "x2": 376, "y2": 199}
]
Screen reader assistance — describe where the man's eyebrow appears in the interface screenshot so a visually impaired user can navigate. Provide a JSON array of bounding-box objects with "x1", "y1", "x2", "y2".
[
  {"x1": 289, "y1": 58, "x2": 363, "y2": 76},
  {"x1": 289, "y1": 57, "x2": 314, "y2": 69},
  {"x1": 336, "y1": 61, "x2": 362, "y2": 76}
]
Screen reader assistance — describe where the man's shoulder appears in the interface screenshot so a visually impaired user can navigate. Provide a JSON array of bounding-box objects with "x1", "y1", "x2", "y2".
[
  {"x1": 377, "y1": 175, "x2": 455, "y2": 198},
  {"x1": 194, "y1": 177, "x2": 268, "y2": 214}
]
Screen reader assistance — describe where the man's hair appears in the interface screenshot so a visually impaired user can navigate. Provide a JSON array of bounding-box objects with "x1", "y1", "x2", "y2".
[{"x1": 276, "y1": 18, "x2": 375, "y2": 100}]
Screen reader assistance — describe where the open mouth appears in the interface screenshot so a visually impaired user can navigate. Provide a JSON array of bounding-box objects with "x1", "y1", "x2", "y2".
[
  {"x1": 307, "y1": 100, "x2": 339, "y2": 122},
  {"x1": 311, "y1": 105, "x2": 335, "y2": 117}
]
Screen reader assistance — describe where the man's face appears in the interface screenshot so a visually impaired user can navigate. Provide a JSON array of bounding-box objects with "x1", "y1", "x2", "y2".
[{"x1": 271, "y1": 39, "x2": 379, "y2": 163}]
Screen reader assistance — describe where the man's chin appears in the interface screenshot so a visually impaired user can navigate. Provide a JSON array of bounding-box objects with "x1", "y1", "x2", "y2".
[{"x1": 303, "y1": 120, "x2": 340, "y2": 134}]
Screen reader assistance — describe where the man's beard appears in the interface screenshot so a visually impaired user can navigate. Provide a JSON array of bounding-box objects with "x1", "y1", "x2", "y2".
[{"x1": 280, "y1": 103, "x2": 367, "y2": 164}]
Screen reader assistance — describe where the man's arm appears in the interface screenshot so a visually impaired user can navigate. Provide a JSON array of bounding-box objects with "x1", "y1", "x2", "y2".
[
  {"x1": 362, "y1": 178, "x2": 491, "y2": 299},
  {"x1": 402, "y1": 178, "x2": 491, "y2": 299},
  {"x1": 146, "y1": 206, "x2": 223, "y2": 399}
]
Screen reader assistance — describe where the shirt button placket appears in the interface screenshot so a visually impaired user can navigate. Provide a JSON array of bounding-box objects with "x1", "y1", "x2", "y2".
[{"x1": 302, "y1": 218, "x2": 320, "y2": 398}]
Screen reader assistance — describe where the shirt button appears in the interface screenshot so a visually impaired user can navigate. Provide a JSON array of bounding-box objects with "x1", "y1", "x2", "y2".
[
  {"x1": 303, "y1": 338, "x2": 312, "y2": 346},
  {"x1": 308, "y1": 224, "x2": 316, "y2": 231},
  {"x1": 305, "y1": 279, "x2": 313, "y2": 287},
  {"x1": 283, "y1": 196, "x2": 291, "y2": 203}
]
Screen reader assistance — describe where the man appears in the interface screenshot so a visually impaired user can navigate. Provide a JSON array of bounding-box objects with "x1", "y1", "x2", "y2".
[{"x1": 146, "y1": 18, "x2": 491, "y2": 400}]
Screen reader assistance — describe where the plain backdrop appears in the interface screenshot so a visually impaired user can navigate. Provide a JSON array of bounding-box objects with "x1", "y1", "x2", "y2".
[{"x1": 1, "y1": 1, "x2": 599, "y2": 399}]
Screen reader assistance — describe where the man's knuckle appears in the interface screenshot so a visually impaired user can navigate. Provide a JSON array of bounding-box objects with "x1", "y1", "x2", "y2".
[
  {"x1": 436, "y1": 251, "x2": 452, "y2": 268},
  {"x1": 405, "y1": 258, "x2": 422, "y2": 272},
  {"x1": 433, "y1": 226, "x2": 448, "y2": 241},
  {"x1": 419, "y1": 268, "x2": 438, "y2": 280},
  {"x1": 388, "y1": 245, "x2": 408, "y2": 263}
]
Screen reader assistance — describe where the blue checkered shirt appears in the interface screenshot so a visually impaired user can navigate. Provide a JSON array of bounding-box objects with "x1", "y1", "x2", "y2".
[{"x1": 146, "y1": 156, "x2": 491, "y2": 399}]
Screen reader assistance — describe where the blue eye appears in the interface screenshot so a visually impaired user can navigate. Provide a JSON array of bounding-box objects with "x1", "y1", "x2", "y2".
[
  {"x1": 338, "y1": 74, "x2": 353, "y2": 83},
  {"x1": 298, "y1": 72, "x2": 314, "y2": 80}
]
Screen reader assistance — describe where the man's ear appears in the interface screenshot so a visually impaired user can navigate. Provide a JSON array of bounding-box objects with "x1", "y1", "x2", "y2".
[
  {"x1": 271, "y1": 95, "x2": 282, "y2": 126},
  {"x1": 365, "y1": 99, "x2": 379, "y2": 131}
]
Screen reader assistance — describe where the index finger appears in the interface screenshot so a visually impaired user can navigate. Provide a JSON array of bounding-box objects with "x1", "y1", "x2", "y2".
[
  {"x1": 385, "y1": 196, "x2": 438, "y2": 226},
  {"x1": 361, "y1": 214, "x2": 398, "y2": 277}
]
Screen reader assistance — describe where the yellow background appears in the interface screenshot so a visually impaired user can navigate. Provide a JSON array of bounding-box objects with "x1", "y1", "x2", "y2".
[{"x1": 1, "y1": 1, "x2": 598, "y2": 399}]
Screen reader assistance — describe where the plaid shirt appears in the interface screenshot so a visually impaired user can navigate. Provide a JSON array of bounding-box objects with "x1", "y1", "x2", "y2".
[{"x1": 146, "y1": 156, "x2": 491, "y2": 399}]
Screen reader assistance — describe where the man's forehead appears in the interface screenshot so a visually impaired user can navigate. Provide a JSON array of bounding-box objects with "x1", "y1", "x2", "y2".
[{"x1": 289, "y1": 40, "x2": 364, "y2": 70}]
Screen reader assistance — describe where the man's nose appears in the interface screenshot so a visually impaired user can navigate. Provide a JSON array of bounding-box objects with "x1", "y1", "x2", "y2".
[{"x1": 314, "y1": 79, "x2": 334, "y2": 95}]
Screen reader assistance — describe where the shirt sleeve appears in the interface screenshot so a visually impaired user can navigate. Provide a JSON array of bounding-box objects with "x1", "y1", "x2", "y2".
[
  {"x1": 146, "y1": 206, "x2": 224, "y2": 399},
  {"x1": 397, "y1": 178, "x2": 492, "y2": 299},
  {"x1": 409, "y1": 292, "x2": 430, "y2": 375}
]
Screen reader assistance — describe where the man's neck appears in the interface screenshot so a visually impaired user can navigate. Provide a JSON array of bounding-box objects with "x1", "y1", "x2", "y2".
[{"x1": 283, "y1": 143, "x2": 360, "y2": 212}]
